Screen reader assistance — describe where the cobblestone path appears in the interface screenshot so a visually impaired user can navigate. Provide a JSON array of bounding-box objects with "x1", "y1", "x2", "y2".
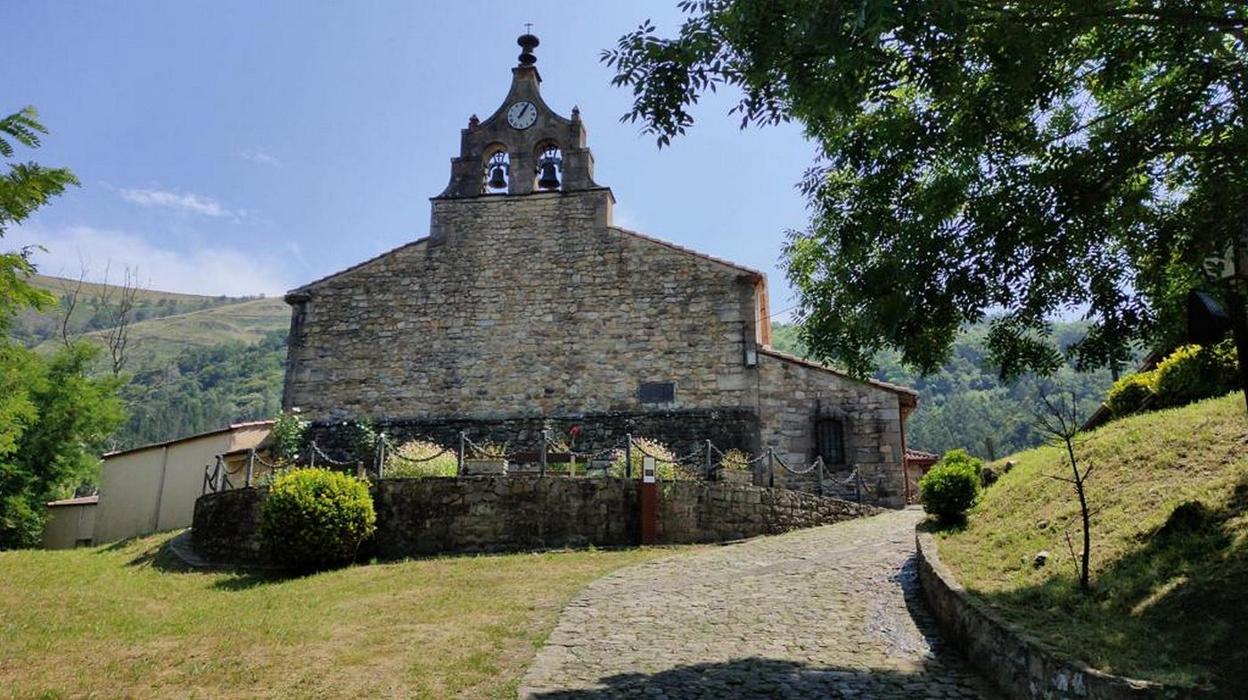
[{"x1": 520, "y1": 508, "x2": 998, "y2": 699}]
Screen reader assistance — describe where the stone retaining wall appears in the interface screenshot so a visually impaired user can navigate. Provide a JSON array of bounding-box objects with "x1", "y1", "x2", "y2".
[
  {"x1": 192, "y1": 476, "x2": 878, "y2": 564},
  {"x1": 915, "y1": 531, "x2": 1212, "y2": 700}
]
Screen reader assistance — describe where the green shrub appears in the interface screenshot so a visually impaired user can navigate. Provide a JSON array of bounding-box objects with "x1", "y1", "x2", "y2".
[
  {"x1": 1105, "y1": 371, "x2": 1156, "y2": 416},
  {"x1": 260, "y1": 468, "x2": 376, "y2": 571},
  {"x1": 386, "y1": 439, "x2": 458, "y2": 478},
  {"x1": 1152, "y1": 342, "x2": 1238, "y2": 408},
  {"x1": 919, "y1": 449, "x2": 982, "y2": 523},
  {"x1": 609, "y1": 438, "x2": 693, "y2": 480},
  {"x1": 269, "y1": 410, "x2": 308, "y2": 464}
]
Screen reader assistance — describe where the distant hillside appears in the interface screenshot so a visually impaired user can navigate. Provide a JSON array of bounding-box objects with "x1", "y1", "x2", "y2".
[
  {"x1": 35, "y1": 295, "x2": 290, "y2": 369},
  {"x1": 8, "y1": 274, "x2": 291, "y2": 450},
  {"x1": 936, "y1": 392, "x2": 1248, "y2": 694},
  {"x1": 11, "y1": 274, "x2": 260, "y2": 347},
  {"x1": 770, "y1": 321, "x2": 1121, "y2": 458}
]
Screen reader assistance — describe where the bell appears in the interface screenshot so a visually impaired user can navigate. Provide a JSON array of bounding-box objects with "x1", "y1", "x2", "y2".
[
  {"x1": 538, "y1": 161, "x2": 560, "y2": 190},
  {"x1": 487, "y1": 165, "x2": 507, "y2": 190}
]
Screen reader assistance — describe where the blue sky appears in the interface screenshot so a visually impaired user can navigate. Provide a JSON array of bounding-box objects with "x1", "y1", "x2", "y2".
[{"x1": 4, "y1": 1, "x2": 813, "y2": 312}]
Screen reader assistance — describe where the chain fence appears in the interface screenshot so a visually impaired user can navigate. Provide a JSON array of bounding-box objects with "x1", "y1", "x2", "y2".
[{"x1": 201, "y1": 430, "x2": 877, "y2": 502}]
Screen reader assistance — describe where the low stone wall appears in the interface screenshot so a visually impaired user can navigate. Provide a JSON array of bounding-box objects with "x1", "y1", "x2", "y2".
[
  {"x1": 915, "y1": 531, "x2": 1212, "y2": 700},
  {"x1": 192, "y1": 476, "x2": 878, "y2": 564}
]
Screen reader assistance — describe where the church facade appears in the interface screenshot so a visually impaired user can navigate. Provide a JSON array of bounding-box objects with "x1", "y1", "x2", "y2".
[{"x1": 281, "y1": 34, "x2": 917, "y2": 506}]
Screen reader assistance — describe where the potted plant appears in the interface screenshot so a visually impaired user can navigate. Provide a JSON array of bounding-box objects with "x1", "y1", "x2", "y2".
[{"x1": 718, "y1": 449, "x2": 754, "y2": 485}]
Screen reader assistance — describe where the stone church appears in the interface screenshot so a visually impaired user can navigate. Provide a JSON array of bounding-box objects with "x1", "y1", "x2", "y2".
[{"x1": 281, "y1": 34, "x2": 917, "y2": 506}]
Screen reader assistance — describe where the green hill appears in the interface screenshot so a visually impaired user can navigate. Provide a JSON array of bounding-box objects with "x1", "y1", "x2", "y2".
[
  {"x1": 11, "y1": 274, "x2": 251, "y2": 347},
  {"x1": 935, "y1": 392, "x2": 1248, "y2": 694},
  {"x1": 7, "y1": 275, "x2": 291, "y2": 450},
  {"x1": 770, "y1": 321, "x2": 1121, "y2": 458},
  {"x1": 36, "y1": 295, "x2": 290, "y2": 369}
]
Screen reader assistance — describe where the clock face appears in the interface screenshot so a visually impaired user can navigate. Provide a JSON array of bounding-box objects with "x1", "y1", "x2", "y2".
[{"x1": 506, "y1": 101, "x2": 538, "y2": 130}]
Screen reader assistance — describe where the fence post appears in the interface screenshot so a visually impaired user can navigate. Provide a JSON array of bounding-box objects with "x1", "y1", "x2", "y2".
[
  {"x1": 625, "y1": 433, "x2": 633, "y2": 479},
  {"x1": 855, "y1": 469, "x2": 862, "y2": 503},
  {"x1": 539, "y1": 429, "x2": 548, "y2": 477},
  {"x1": 310, "y1": 442, "x2": 316, "y2": 469},
  {"x1": 705, "y1": 439, "x2": 713, "y2": 480},
  {"x1": 816, "y1": 457, "x2": 824, "y2": 497},
  {"x1": 767, "y1": 448, "x2": 775, "y2": 488},
  {"x1": 376, "y1": 435, "x2": 386, "y2": 479},
  {"x1": 458, "y1": 431, "x2": 466, "y2": 477},
  {"x1": 245, "y1": 449, "x2": 255, "y2": 488}
]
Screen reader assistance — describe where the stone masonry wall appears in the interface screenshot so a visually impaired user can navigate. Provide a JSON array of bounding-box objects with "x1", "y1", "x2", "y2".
[
  {"x1": 757, "y1": 350, "x2": 907, "y2": 507},
  {"x1": 284, "y1": 189, "x2": 761, "y2": 422},
  {"x1": 191, "y1": 477, "x2": 879, "y2": 564}
]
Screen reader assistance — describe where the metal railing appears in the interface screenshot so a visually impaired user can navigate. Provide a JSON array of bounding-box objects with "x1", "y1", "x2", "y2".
[{"x1": 201, "y1": 432, "x2": 876, "y2": 503}]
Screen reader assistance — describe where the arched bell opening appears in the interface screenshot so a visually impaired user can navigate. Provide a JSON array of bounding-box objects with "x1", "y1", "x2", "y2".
[
  {"x1": 534, "y1": 142, "x2": 562, "y2": 191},
  {"x1": 482, "y1": 145, "x2": 510, "y2": 194}
]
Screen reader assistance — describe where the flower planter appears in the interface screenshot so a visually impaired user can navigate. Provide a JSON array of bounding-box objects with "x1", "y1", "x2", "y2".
[
  {"x1": 719, "y1": 470, "x2": 753, "y2": 485},
  {"x1": 462, "y1": 458, "x2": 508, "y2": 476}
]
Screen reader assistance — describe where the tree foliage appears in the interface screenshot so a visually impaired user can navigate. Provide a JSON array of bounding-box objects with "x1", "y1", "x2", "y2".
[
  {"x1": 0, "y1": 343, "x2": 125, "y2": 548},
  {"x1": 772, "y1": 320, "x2": 1119, "y2": 458},
  {"x1": 116, "y1": 331, "x2": 286, "y2": 450},
  {"x1": 604, "y1": 1, "x2": 1248, "y2": 379},
  {"x1": 0, "y1": 106, "x2": 78, "y2": 334}
]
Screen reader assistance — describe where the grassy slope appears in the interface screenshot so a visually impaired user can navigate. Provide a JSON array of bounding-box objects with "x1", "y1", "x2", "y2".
[
  {"x1": 33, "y1": 295, "x2": 290, "y2": 366},
  {"x1": 0, "y1": 533, "x2": 680, "y2": 698},
  {"x1": 937, "y1": 392, "x2": 1248, "y2": 692}
]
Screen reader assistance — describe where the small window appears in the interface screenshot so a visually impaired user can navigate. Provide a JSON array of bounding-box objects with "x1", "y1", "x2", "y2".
[
  {"x1": 815, "y1": 417, "x2": 845, "y2": 464},
  {"x1": 639, "y1": 381, "x2": 675, "y2": 404}
]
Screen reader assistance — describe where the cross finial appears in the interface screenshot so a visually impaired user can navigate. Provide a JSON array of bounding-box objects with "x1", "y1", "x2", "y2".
[{"x1": 525, "y1": 23, "x2": 532, "y2": 34}]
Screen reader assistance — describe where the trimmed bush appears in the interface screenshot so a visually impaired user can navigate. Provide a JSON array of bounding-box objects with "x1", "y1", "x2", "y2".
[
  {"x1": 919, "y1": 449, "x2": 982, "y2": 523},
  {"x1": 260, "y1": 468, "x2": 376, "y2": 571},
  {"x1": 1105, "y1": 371, "x2": 1156, "y2": 416},
  {"x1": 1152, "y1": 342, "x2": 1238, "y2": 408},
  {"x1": 385, "y1": 439, "x2": 458, "y2": 478}
]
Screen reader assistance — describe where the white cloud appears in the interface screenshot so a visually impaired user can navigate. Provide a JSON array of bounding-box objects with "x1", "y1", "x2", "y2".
[
  {"x1": 239, "y1": 148, "x2": 284, "y2": 168},
  {"x1": 9, "y1": 224, "x2": 292, "y2": 297},
  {"x1": 119, "y1": 188, "x2": 232, "y2": 217}
]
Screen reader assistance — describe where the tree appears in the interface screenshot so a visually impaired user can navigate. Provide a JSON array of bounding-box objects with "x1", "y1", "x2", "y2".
[
  {"x1": 0, "y1": 343, "x2": 125, "y2": 549},
  {"x1": 603, "y1": 1, "x2": 1248, "y2": 379},
  {"x1": 1, "y1": 106, "x2": 79, "y2": 333},
  {"x1": 1034, "y1": 388, "x2": 1094, "y2": 592}
]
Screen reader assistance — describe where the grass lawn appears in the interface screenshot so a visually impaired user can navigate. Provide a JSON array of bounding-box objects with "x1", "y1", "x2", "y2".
[
  {"x1": 935, "y1": 392, "x2": 1248, "y2": 694},
  {"x1": 0, "y1": 534, "x2": 682, "y2": 698}
]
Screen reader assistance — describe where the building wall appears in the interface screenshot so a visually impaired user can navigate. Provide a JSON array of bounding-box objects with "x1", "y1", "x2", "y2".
[
  {"x1": 756, "y1": 350, "x2": 907, "y2": 507},
  {"x1": 191, "y1": 477, "x2": 880, "y2": 563},
  {"x1": 284, "y1": 189, "x2": 763, "y2": 423},
  {"x1": 94, "y1": 446, "x2": 169, "y2": 543},
  {"x1": 94, "y1": 425, "x2": 271, "y2": 543},
  {"x1": 42, "y1": 503, "x2": 97, "y2": 549}
]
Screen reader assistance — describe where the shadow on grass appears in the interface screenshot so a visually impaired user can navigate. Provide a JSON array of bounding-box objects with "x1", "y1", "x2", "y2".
[
  {"x1": 526, "y1": 656, "x2": 993, "y2": 699},
  {"x1": 969, "y1": 476, "x2": 1248, "y2": 698}
]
